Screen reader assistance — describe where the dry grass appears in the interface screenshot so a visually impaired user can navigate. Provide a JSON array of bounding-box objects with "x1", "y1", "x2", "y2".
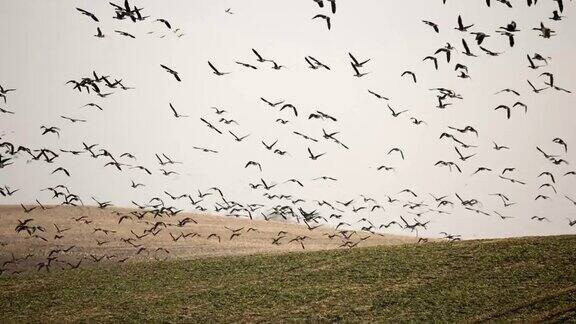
[{"x1": 0, "y1": 205, "x2": 416, "y2": 274}]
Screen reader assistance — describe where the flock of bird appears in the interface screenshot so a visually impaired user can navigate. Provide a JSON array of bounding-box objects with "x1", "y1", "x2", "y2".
[{"x1": 0, "y1": 0, "x2": 575, "y2": 275}]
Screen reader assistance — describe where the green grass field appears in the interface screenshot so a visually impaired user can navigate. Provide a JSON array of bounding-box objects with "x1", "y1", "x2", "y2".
[{"x1": 1, "y1": 235, "x2": 575, "y2": 322}]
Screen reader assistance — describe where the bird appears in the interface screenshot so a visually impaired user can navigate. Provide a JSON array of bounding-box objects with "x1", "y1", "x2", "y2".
[
  {"x1": 455, "y1": 15, "x2": 474, "y2": 32},
  {"x1": 368, "y1": 90, "x2": 389, "y2": 100},
  {"x1": 513, "y1": 102, "x2": 528, "y2": 113},
  {"x1": 293, "y1": 131, "x2": 318, "y2": 143},
  {"x1": 94, "y1": 27, "x2": 105, "y2": 38},
  {"x1": 208, "y1": 61, "x2": 230, "y2": 76},
  {"x1": 169, "y1": 103, "x2": 188, "y2": 118},
  {"x1": 501, "y1": 167, "x2": 515, "y2": 175},
  {"x1": 471, "y1": 32, "x2": 490, "y2": 45},
  {"x1": 306, "y1": 56, "x2": 330, "y2": 70},
  {"x1": 316, "y1": 111, "x2": 337, "y2": 122},
  {"x1": 280, "y1": 104, "x2": 298, "y2": 116},
  {"x1": 261, "y1": 139, "x2": 278, "y2": 151},
  {"x1": 219, "y1": 118, "x2": 238, "y2": 125},
  {"x1": 387, "y1": 104, "x2": 408, "y2": 117},
  {"x1": 76, "y1": 8, "x2": 99, "y2": 22},
  {"x1": 435, "y1": 161, "x2": 462, "y2": 172},
  {"x1": 245, "y1": 161, "x2": 262, "y2": 171},
  {"x1": 377, "y1": 165, "x2": 395, "y2": 172},
  {"x1": 527, "y1": 55, "x2": 540, "y2": 70},
  {"x1": 423, "y1": 56, "x2": 438, "y2": 70},
  {"x1": 401, "y1": 71, "x2": 417, "y2": 83},
  {"x1": 229, "y1": 131, "x2": 249, "y2": 142},
  {"x1": 0, "y1": 107, "x2": 14, "y2": 114},
  {"x1": 538, "y1": 172, "x2": 556, "y2": 183},
  {"x1": 115, "y1": 30, "x2": 135, "y2": 38},
  {"x1": 533, "y1": 22, "x2": 556, "y2": 39},
  {"x1": 351, "y1": 63, "x2": 368, "y2": 78},
  {"x1": 83, "y1": 103, "x2": 103, "y2": 110},
  {"x1": 307, "y1": 148, "x2": 325, "y2": 160},
  {"x1": 537, "y1": 147, "x2": 558, "y2": 160},
  {"x1": 492, "y1": 142, "x2": 509, "y2": 151},
  {"x1": 261, "y1": 97, "x2": 284, "y2": 107},
  {"x1": 349, "y1": 53, "x2": 370, "y2": 67},
  {"x1": 388, "y1": 148, "x2": 405, "y2": 160},
  {"x1": 435, "y1": 45, "x2": 453, "y2": 63},
  {"x1": 236, "y1": 61, "x2": 257, "y2": 70},
  {"x1": 436, "y1": 96, "x2": 452, "y2": 109},
  {"x1": 327, "y1": 0, "x2": 336, "y2": 13},
  {"x1": 550, "y1": 10, "x2": 564, "y2": 21},
  {"x1": 495, "y1": 105, "x2": 511, "y2": 119},
  {"x1": 527, "y1": 79, "x2": 547, "y2": 93},
  {"x1": 454, "y1": 147, "x2": 475, "y2": 161},
  {"x1": 21, "y1": 204, "x2": 36, "y2": 213},
  {"x1": 156, "y1": 18, "x2": 171, "y2": 29},
  {"x1": 540, "y1": 72, "x2": 555, "y2": 87},
  {"x1": 285, "y1": 179, "x2": 304, "y2": 187},
  {"x1": 312, "y1": 14, "x2": 331, "y2": 30},
  {"x1": 130, "y1": 180, "x2": 145, "y2": 188},
  {"x1": 448, "y1": 125, "x2": 478, "y2": 137},
  {"x1": 479, "y1": 46, "x2": 502, "y2": 56},
  {"x1": 270, "y1": 61, "x2": 284, "y2": 70},
  {"x1": 211, "y1": 107, "x2": 227, "y2": 115},
  {"x1": 422, "y1": 20, "x2": 439, "y2": 33},
  {"x1": 40, "y1": 126, "x2": 60, "y2": 138},
  {"x1": 410, "y1": 117, "x2": 427, "y2": 126},
  {"x1": 51, "y1": 167, "x2": 71, "y2": 177},
  {"x1": 552, "y1": 138, "x2": 567, "y2": 152},
  {"x1": 461, "y1": 39, "x2": 476, "y2": 57},
  {"x1": 200, "y1": 118, "x2": 222, "y2": 134},
  {"x1": 252, "y1": 49, "x2": 268, "y2": 63},
  {"x1": 160, "y1": 65, "x2": 181, "y2": 81}
]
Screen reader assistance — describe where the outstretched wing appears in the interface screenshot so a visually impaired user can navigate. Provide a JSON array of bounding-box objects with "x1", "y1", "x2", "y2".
[{"x1": 208, "y1": 61, "x2": 220, "y2": 74}]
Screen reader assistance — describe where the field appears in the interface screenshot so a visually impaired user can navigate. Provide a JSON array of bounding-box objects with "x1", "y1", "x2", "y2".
[
  {"x1": 0, "y1": 205, "x2": 416, "y2": 275},
  {"x1": 1, "y1": 235, "x2": 575, "y2": 322}
]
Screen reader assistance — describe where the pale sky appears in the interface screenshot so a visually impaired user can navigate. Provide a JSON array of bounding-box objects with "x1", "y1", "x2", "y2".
[{"x1": 0, "y1": 0, "x2": 575, "y2": 239}]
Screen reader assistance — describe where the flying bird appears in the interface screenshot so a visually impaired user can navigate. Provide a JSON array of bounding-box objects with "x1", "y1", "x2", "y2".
[
  {"x1": 422, "y1": 20, "x2": 439, "y2": 33},
  {"x1": 401, "y1": 71, "x2": 417, "y2": 83},
  {"x1": 351, "y1": 63, "x2": 368, "y2": 78},
  {"x1": 76, "y1": 8, "x2": 99, "y2": 22},
  {"x1": 160, "y1": 65, "x2": 181, "y2": 81},
  {"x1": 208, "y1": 61, "x2": 230, "y2": 76},
  {"x1": 156, "y1": 18, "x2": 171, "y2": 29},
  {"x1": 312, "y1": 14, "x2": 331, "y2": 30},
  {"x1": 349, "y1": 53, "x2": 370, "y2": 67},
  {"x1": 455, "y1": 15, "x2": 474, "y2": 32},
  {"x1": 169, "y1": 103, "x2": 188, "y2": 118}
]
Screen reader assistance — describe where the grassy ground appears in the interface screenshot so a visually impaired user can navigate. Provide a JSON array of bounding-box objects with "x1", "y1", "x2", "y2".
[{"x1": 1, "y1": 235, "x2": 575, "y2": 322}]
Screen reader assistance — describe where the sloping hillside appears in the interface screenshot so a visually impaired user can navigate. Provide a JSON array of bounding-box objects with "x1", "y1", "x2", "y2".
[{"x1": 1, "y1": 235, "x2": 574, "y2": 322}]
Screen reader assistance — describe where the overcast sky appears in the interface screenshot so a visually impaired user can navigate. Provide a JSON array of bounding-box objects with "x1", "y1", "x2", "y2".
[{"x1": 0, "y1": 0, "x2": 575, "y2": 239}]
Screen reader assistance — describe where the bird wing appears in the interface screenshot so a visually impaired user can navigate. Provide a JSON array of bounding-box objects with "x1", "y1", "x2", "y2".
[
  {"x1": 252, "y1": 49, "x2": 263, "y2": 60},
  {"x1": 351, "y1": 62, "x2": 360, "y2": 75},
  {"x1": 208, "y1": 61, "x2": 220, "y2": 74},
  {"x1": 169, "y1": 103, "x2": 177, "y2": 116},
  {"x1": 304, "y1": 57, "x2": 315, "y2": 67},
  {"x1": 462, "y1": 39, "x2": 471, "y2": 53},
  {"x1": 348, "y1": 53, "x2": 359, "y2": 65}
]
